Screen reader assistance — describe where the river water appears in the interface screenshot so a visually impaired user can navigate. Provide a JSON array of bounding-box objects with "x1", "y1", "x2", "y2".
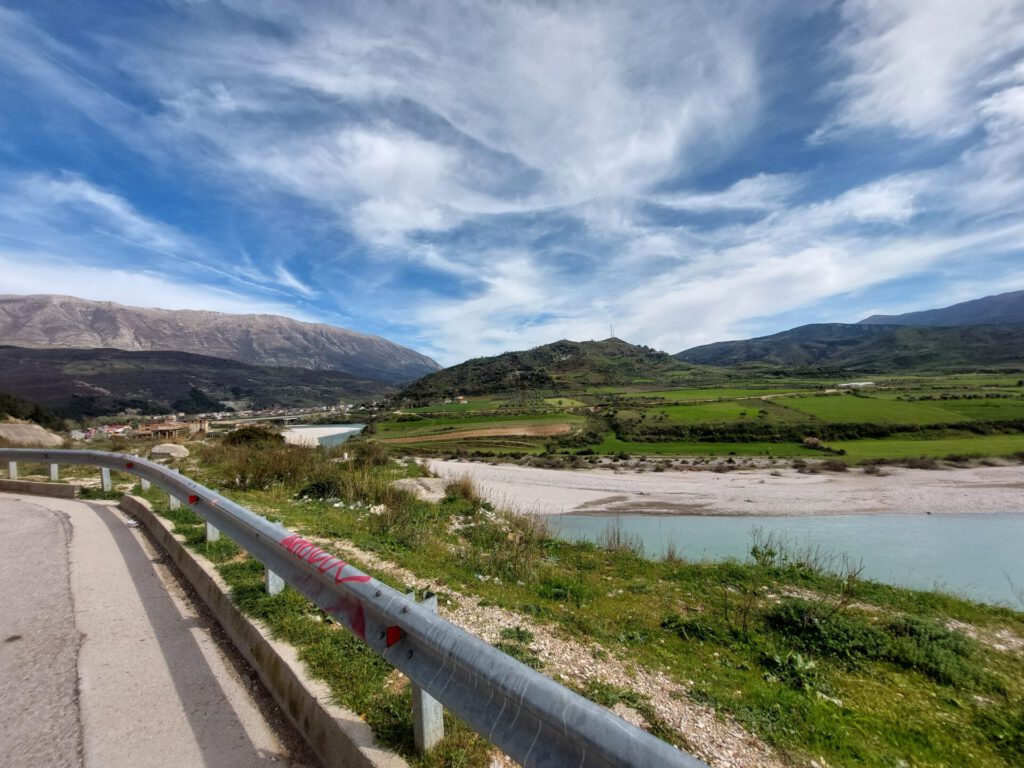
[{"x1": 552, "y1": 512, "x2": 1024, "y2": 606}]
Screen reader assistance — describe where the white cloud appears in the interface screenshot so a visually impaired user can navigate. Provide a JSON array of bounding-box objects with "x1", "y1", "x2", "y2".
[
  {"x1": 113, "y1": 1, "x2": 766, "y2": 246},
  {"x1": 9, "y1": 174, "x2": 187, "y2": 252},
  {"x1": 817, "y1": 0, "x2": 1024, "y2": 140},
  {"x1": 654, "y1": 173, "x2": 804, "y2": 212}
]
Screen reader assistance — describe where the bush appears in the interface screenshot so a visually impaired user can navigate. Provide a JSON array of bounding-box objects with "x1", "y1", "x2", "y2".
[
  {"x1": 763, "y1": 599, "x2": 889, "y2": 662},
  {"x1": 222, "y1": 425, "x2": 283, "y2": 446},
  {"x1": 883, "y1": 616, "x2": 980, "y2": 687},
  {"x1": 350, "y1": 441, "x2": 391, "y2": 468}
]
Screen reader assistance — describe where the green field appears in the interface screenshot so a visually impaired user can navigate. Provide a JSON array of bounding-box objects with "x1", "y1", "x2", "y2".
[
  {"x1": 776, "y1": 394, "x2": 968, "y2": 424},
  {"x1": 619, "y1": 387, "x2": 813, "y2": 401},
  {"x1": 405, "y1": 398, "x2": 504, "y2": 413},
  {"x1": 833, "y1": 434, "x2": 1024, "y2": 461},
  {"x1": 932, "y1": 398, "x2": 1024, "y2": 420},
  {"x1": 653, "y1": 401, "x2": 761, "y2": 424},
  {"x1": 543, "y1": 397, "x2": 587, "y2": 407}
]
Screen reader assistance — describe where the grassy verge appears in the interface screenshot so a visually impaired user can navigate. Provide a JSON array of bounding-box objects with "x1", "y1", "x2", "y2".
[{"x1": 137, "y1": 438, "x2": 1024, "y2": 767}]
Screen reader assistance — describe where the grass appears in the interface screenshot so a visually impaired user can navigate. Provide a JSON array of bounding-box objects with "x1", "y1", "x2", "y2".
[
  {"x1": 134, "y1": 437, "x2": 1024, "y2": 768},
  {"x1": 776, "y1": 394, "x2": 969, "y2": 424},
  {"x1": 618, "y1": 387, "x2": 814, "y2": 401},
  {"x1": 405, "y1": 399, "x2": 504, "y2": 413},
  {"x1": 833, "y1": 434, "x2": 1024, "y2": 461},
  {"x1": 543, "y1": 397, "x2": 587, "y2": 407},
  {"x1": 936, "y1": 398, "x2": 1024, "y2": 420}
]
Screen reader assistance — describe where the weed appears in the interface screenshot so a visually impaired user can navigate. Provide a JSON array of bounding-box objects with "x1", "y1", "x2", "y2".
[
  {"x1": 761, "y1": 651, "x2": 821, "y2": 691},
  {"x1": 599, "y1": 517, "x2": 645, "y2": 557},
  {"x1": 445, "y1": 475, "x2": 481, "y2": 506}
]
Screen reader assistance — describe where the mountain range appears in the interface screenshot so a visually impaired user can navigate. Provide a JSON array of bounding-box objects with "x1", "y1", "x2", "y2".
[
  {"x1": 676, "y1": 290, "x2": 1024, "y2": 369},
  {"x1": 0, "y1": 294, "x2": 440, "y2": 384}
]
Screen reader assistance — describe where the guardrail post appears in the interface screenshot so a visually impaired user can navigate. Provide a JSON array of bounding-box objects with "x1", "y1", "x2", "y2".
[
  {"x1": 8, "y1": 461, "x2": 17, "y2": 480},
  {"x1": 100, "y1": 467, "x2": 112, "y2": 492},
  {"x1": 265, "y1": 569, "x2": 285, "y2": 596},
  {"x1": 168, "y1": 495, "x2": 181, "y2": 510},
  {"x1": 49, "y1": 464, "x2": 59, "y2": 481},
  {"x1": 206, "y1": 522, "x2": 220, "y2": 542},
  {"x1": 408, "y1": 591, "x2": 444, "y2": 751},
  {"x1": 140, "y1": 478, "x2": 151, "y2": 491}
]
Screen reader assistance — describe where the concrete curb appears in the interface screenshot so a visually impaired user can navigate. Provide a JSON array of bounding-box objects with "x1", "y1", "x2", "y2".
[
  {"x1": 0, "y1": 478, "x2": 78, "y2": 498},
  {"x1": 118, "y1": 494, "x2": 409, "y2": 768}
]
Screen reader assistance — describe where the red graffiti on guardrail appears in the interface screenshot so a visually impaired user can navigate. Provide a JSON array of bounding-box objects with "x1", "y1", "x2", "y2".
[
  {"x1": 279, "y1": 534, "x2": 372, "y2": 585},
  {"x1": 279, "y1": 534, "x2": 370, "y2": 639}
]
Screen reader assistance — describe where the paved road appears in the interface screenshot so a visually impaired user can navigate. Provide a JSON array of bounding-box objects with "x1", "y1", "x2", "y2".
[{"x1": 0, "y1": 493, "x2": 316, "y2": 768}]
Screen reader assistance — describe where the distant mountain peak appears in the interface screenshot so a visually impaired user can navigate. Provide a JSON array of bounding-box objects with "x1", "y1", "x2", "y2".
[{"x1": 0, "y1": 294, "x2": 440, "y2": 385}]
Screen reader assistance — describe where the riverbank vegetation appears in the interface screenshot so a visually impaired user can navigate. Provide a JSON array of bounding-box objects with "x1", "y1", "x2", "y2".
[{"x1": 119, "y1": 436, "x2": 1024, "y2": 767}]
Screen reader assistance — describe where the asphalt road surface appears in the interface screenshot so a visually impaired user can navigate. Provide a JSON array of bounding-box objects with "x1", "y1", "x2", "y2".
[{"x1": 0, "y1": 493, "x2": 317, "y2": 768}]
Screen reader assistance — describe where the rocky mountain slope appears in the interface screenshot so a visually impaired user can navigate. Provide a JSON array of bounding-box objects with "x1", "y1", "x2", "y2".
[{"x1": 0, "y1": 294, "x2": 439, "y2": 385}]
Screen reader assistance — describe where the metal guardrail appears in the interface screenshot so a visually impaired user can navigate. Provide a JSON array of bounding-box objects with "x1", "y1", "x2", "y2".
[{"x1": 0, "y1": 448, "x2": 707, "y2": 768}]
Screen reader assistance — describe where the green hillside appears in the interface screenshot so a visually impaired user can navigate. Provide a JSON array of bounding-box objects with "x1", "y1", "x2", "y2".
[{"x1": 400, "y1": 338, "x2": 695, "y2": 401}]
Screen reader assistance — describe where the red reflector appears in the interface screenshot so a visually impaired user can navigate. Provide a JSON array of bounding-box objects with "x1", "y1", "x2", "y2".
[
  {"x1": 386, "y1": 626, "x2": 402, "y2": 647},
  {"x1": 125, "y1": 461, "x2": 135, "y2": 469},
  {"x1": 188, "y1": 495, "x2": 199, "y2": 505}
]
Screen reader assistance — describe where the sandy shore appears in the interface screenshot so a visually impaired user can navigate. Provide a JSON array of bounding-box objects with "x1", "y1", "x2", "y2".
[{"x1": 427, "y1": 460, "x2": 1024, "y2": 516}]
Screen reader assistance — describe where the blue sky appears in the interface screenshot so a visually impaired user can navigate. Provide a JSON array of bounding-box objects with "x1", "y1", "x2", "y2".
[{"x1": 1, "y1": 1, "x2": 1023, "y2": 365}]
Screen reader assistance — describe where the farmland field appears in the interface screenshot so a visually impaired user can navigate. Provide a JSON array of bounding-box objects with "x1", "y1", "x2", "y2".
[
  {"x1": 618, "y1": 387, "x2": 814, "y2": 401},
  {"x1": 930, "y1": 398, "x2": 1024, "y2": 420},
  {"x1": 775, "y1": 394, "x2": 968, "y2": 424}
]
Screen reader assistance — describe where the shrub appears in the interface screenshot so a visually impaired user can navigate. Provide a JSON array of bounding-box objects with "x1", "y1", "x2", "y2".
[
  {"x1": 222, "y1": 425, "x2": 283, "y2": 446},
  {"x1": 883, "y1": 616, "x2": 980, "y2": 687},
  {"x1": 763, "y1": 599, "x2": 889, "y2": 662},
  {"x1": 350, "y1": 440, "x2": 391, "y2": 468}
]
